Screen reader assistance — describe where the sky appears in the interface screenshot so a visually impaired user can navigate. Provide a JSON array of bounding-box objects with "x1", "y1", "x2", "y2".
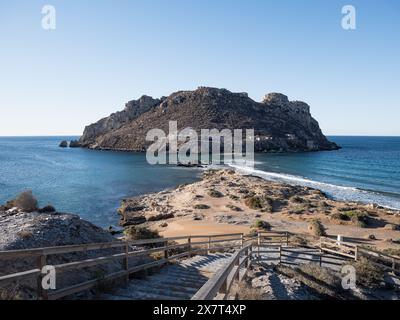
[{"x1": 0, "y1": 0, "x2": 399, "y2": 136}]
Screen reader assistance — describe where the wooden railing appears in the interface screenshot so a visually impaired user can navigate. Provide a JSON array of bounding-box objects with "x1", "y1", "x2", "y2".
[
  {"x1": 191, "y1": 243, "x2": 252, "y2": 300},
  {"x1": 2, "y1": 230, "x2": 399, "y2": 300},
  {"x1": 0, "y1": 233, "x2": 243, "y2": 300},
  {"x1": 320, "y1": 237, "x2": 358, "y2": 260},
  {"x1": 358, "y1": 247, "x2": 400, "y2": 277}
]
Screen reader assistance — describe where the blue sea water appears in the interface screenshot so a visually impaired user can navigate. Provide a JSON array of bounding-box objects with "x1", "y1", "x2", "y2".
[
  {"x1": 234, "y1": 136, "x2": 400, "y2": 210},
  {"x1": 0, "y1": 136, "x2": 201, "y2": 227},
  {"x1": 0, "y1": 136, "x2": 399, "y2": 227}
]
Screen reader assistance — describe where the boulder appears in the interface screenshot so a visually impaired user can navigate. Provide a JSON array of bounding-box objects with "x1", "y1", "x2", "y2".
[
  {"x1": 69, "y1": 140, "x2": 80, "y2": 148},
  {"x1": 59, "y1": 140, "x2": 68, "y2": 148}
]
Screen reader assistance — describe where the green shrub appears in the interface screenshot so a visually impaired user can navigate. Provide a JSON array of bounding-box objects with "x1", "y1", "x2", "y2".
[
  {"x1": 251, "y1": 219, "x2": 271, "y2": 230},
  {"x1": 338, "y1": 210, "x2": 369, "y2": 227},
  {"x1": 290, "y1": 205, "x2": 308, "y2": 215},
  {"x1": 330, "y1": 212, "x2": 346, "y2": 221},
  {"x1": 208, "y1": 190, "x2": 224, "y2": 198},
  {"x1": 124, "y1": 226, "x2": 160, "y2": 241},
  {"x1": 245, "y1": 196, "x2": 263, "y2": 209}
]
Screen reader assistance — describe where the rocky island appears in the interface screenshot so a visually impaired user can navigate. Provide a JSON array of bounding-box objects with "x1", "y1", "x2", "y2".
[{"x1": 77, "y1": 87, "x2": 339, "y2": 153}]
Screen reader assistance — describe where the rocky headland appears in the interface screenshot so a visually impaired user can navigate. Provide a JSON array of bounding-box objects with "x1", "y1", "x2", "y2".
[{"x1": 77, "y1": 87, "x2": 339, "y2": 153}]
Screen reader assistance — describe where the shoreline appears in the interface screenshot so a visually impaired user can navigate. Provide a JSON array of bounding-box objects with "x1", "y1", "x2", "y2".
[{"x1": 119, "y1": 168, "x2": 400, "y2": 251}]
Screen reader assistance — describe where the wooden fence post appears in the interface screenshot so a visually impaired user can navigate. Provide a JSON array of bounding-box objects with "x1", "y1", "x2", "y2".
[
  {"x1": 247, "y1": 247, "x2": 252, "y2": 268},
  {"x1": 286, "y1": 232, "x2": 289, "y2": 246},
  {"x1": 164, "y1": 240, "x2": 169, "y2": 260},
  {"x1": 279, "y1": 245, "x2": 282, "y2": 265},
  {"x1": 37, "y1": 254, "x2": 48, "y2": 300},
  {"x1": 188, "y1": 237, "x2": 192, "y2": 257},
  {"x1": 240, "y1": 234, "x2": 244, "y2": 248},
  {"x1": 257, "y1": 233, "x2": 261, "y2": 262},
  {"x1": 124, "y1": 243, "x2": 129, "y2": 284},
  {"x1": 392, "y1": 258, "x2": 396, "y2": 275},
  {"x1": 236, "y1": 258, "x2": 240, "y2": 281},
  {"x1": 208, "y1": 236, "x2": 211, "y2": 254},
  {"x1": 354, "y1": 246, "x2": 358, "y2": 261}
]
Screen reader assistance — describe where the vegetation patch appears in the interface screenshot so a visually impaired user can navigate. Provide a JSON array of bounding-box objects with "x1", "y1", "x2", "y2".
[
  {"x1": 235, "y1": 280, "x2": 265, "y2": 300},
  {"x1": 291, "y1": 196, "x2": 306, "y2": 203},
  {"x1": 350, "y1": 257, "x2": 384, "y2": 288},
  {"x1": 277, "y1": 264, "x2": 343, "y2": 299},
  {"x1": 333, "y1": 210, "x2": 370, "y2": 228},
  {"x1": 251, "y1": 219, "x2": 271, "y2": 231},
  {"x1": 124, "y1": 226, "x2": 160, "y2": 241},
  {"x1": 16, "y1": 230, "x2": 33, "y2": 240},
  {"x1": 193, "y1": 204, "x2": 210, "y2": 210},
  {"x1": 13, "y1": 190, "x2": 38, "y2": 212},
  {"x1": 308, "y1": 220, "x2": 326, "y2": 237},
  {"x1": 245, "y1": 196, "x2": 273, "y2": 212},
  {"x1": 207, "y1": 189, "x2": 224, "y2": 198}
]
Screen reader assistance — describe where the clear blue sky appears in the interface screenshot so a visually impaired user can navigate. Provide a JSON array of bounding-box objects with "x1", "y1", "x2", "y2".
[{"x1": 0, "y1": 0, "x2": 399, "y2": 136}]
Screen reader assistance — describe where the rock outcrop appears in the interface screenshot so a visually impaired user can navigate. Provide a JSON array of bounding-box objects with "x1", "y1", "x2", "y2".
[
  {"x1": 78, "y1": 87, "x2": 339, "y2": 153},
  {"x1": 59, "y1": 140, "x2": 68, "y2": 148}
]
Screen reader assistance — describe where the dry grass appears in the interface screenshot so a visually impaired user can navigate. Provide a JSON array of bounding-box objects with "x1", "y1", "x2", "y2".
[
  {"x1": 308, "y1": 220, "x2": 326, "y2": 237},
  {"x1": 193, "y1": 204, "x2": 210, "y2": 210},
  {"x1": 16, "y1": 230, "x2": 33, "y2": 240},
  {"x1": 350, "y1": 257, "x2": 384, "y2": 288},
  {"x1": 124, "y1": 226, "x2": 160, "y2": 241},
  {"x1": 0, "y1": 286, "x2": 24, "y2": 300},
  {"x1": 277, "y1": 264, "x2": 342, "y2": 299},
  {"x1": 207, "y1": 189, "x2": 224, "y2": 198},
  {"x1": 235, "y1": 280, "x2": 265, "y2": 300},
  {"x1": 251, "y1": 219, "x2": 271, "y2": 231},
  {"x1": 14, "y1": 190, "x2": 38, "y2": 212}
]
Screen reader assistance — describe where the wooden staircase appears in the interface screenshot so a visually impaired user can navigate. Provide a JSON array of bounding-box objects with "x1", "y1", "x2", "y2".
[{"x1": 101, "y1": 253, "x2": 233, "y2": 300}]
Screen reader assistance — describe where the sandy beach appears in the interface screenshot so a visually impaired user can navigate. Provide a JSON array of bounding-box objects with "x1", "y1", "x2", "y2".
[{"x1": 119, "y1": 169, "x2": 400, "y2": 251}]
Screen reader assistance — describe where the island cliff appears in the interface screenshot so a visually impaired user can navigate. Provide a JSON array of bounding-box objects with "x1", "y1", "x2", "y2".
[{"x1": 78, "y1": 87, "x2": 339, "y2": 153}]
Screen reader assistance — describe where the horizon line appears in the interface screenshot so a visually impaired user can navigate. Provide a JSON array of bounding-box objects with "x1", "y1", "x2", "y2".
[{"x1": 1, "y1": 134, "x2": 400, "y2": 138}]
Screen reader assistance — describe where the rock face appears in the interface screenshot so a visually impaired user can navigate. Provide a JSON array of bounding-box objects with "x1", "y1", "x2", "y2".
[
  {"x1": 78, "y1": 87, "x2": 339, "y2": 153},
  {"x1": 0, "y1": 209, "x2": 120, "y2": 299},
  {"x1": 0, "y1": 208, "x2": 152, "y2": 300}
]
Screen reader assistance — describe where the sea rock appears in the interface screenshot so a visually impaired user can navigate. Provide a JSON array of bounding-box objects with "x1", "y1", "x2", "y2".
[
  {"x1": 78, "y1": 87, "x2": 340, "y2": 153},
  {"x1": 69, "y1": 140, "x2": 80, "y2": 148},
  {"x1": 59, "y1": 140, "x2": 68, "y2": 148}
]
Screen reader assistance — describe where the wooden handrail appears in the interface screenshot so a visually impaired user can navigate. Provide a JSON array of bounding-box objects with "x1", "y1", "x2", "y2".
[
  {"x1": 0, "y1": 232, "x2": 244, "y2": 300},
  {"x1": 192, "y1": 243, "x2": 252, "y2": 300}
]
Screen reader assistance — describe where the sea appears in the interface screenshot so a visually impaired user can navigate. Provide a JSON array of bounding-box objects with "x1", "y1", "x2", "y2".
[{"x1": 0, "y1": 136, "x2": 399, "y2": 227}]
